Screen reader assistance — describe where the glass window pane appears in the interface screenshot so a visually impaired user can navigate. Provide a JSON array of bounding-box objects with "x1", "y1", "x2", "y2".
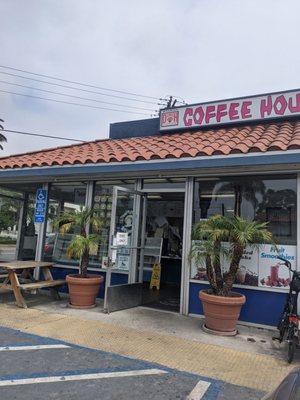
[
  {"x1": 90, "y1": 180, "x2": 135, "y2": 269},
  {"x1": 0, "y1": 188, "x2": 23, "y2": 261},
  {"x1": 90, "y1": 184, "x2": 113, "y2": 269},
  {"x1": 0, "y1": 183, "x2": 41, "y2": 261},
  {"x1": 20, "y1": 193, "x2": 39, "y2": 260},
  {"x1": 44, "y1": 182, "x2": 87, "y2": 264},
  {"x1": 191, "y1": 175, "x2": 297, "y2": 289}
]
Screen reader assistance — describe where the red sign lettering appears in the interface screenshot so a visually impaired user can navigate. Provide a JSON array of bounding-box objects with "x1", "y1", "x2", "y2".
[
  {"x1": 229, "y1": 103, "x2": 239, "y2": 120},
  {"x1": 216, "y1": 104, "x2": 227, "y2": 122},
  {"x1": 241, "y1": 101, "x2": 252, "y2": 119},
  {"x1": 161, "y1": 89, "x2": 300, "y2": 131}
]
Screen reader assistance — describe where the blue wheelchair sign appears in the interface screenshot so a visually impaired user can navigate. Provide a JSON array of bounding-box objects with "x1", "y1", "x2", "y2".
[{"x1": 34, "y1": 189, "x2": 48, "y2": 223}]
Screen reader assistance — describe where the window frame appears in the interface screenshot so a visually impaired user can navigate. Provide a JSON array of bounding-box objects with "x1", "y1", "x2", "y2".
[{"x1": 189, "y1": 173, "x2": 299, "y2": 294}]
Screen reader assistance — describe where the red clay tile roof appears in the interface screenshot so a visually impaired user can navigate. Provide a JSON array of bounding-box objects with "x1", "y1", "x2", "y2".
[{"x1": 1, "y1": 121, "x2": 300, "y2": 169}]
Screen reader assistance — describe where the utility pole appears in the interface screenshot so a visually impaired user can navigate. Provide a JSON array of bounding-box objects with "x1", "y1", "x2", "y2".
[
  {"x1": 0, "y1": 119, "x2": 7, "y2": 150},
  {"x1": 166, "y1": 96, "x2": 178, "y2": 108}
]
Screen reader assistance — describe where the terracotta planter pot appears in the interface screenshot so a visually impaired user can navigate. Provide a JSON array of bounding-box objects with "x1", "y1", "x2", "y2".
[
  {"x1": 199, "y1": 290, "x2": 246, "y2": 335},
  {"x1": 66, "y1": 274, "x2": 104, "y2": 309}
]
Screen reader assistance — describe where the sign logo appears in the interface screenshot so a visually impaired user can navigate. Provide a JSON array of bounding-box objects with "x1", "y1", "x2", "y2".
[{"x1": 160, "y1": 110, "x2": 179, "y2": 127}]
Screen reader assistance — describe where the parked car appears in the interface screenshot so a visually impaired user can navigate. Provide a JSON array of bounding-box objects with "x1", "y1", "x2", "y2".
[
  {"x1": 44, "y1": 234, "x2": 56, "y2": 260},
  {"x1": 262, "y1": 368, "x2": 300, "y2": 399}
]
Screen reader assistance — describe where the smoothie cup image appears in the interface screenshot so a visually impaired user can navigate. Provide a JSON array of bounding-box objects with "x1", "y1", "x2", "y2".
[
  {"x1": 197, "y1": 268, "x2": 207, "y2": 280},
  {"x1": 270, "y1": 264, "x2": 279, "y2": 285},
  {"x1": 236, "y1": 266, "x2": 246, "y2": 284}
]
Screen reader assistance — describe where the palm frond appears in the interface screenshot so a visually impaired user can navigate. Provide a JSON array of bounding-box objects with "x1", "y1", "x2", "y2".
[
  {"x1": 226, "y1": 216, "x2": 275, "y2": 248},
  {"x1": 53, "y1": 210, "x2": 77, "y2": 231},
  {"x1": 53, "y1": 206, "x2": 104, "y2": 275},
  {"x1": 190, "y1": 214, "x2": 275, "y2": 296},
  {"x1": 54, "y1": 206, "x2": 104, "y2": 235},
  {"x1": 90, "y1": 215, "x2": 104, "y2": 233},
  {"x1": 66, "y1": 234, "x2": 99, "y2": 260}
]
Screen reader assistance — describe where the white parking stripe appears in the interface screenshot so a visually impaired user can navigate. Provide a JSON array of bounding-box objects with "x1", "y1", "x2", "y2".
[
  {"x1": 186, "y1": 380, "x2": 211, "y2": 400},
  {"x1": 0, "y1": 368, "x2": 168, "y2": 387},
  {"x1": 0, "y1": 344, "x2": 70, "y2": 351}
]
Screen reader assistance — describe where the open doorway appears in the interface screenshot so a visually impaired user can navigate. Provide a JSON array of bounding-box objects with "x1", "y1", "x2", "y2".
[
  {"x1": 104, "y1": 186, "x2": 185, "y2": 314},
  {"x1": 141, "y1": 192, "x2": 184, "y2": 312}
]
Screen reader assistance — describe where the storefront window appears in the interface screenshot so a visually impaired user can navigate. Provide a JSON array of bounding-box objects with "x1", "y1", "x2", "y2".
[
  {"x1": 90, "y1": 181, "x2": 135, "y2": 269},
  {"x1": 44, "y1": 182, "x2": 87, "y2": 265},
  {"x1": 0, "y1": 187, "x2": 23, "y2": 261},
  {"x1": 191, "y1": 175, "x2": 297, "y2": 289},
  {"x1": 0, "y1": 183, "x2": 41, "y2": 261},
  {"x1": 19, "y1": 193, "x2": 39, "y2": 260}
]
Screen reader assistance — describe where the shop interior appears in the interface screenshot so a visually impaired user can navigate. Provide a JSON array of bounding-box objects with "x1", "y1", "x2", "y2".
[{"x1": 141, "y1": 192, "x2": 185, "y2": 312}]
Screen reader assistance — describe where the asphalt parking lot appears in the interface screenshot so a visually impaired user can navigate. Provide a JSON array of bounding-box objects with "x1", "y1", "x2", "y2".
[{"x1": 0, "y1": 326, "x2": 265, "y2": 400}]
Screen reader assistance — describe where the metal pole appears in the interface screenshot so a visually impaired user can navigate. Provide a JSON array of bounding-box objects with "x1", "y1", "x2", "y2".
[
  {"x1": 15, "y1": 193, "x2": 28, "y2": 260},
  {"x1": 34, "y1": 183, "x2": 49, "y2": 279},
  {"x1": 180, "y1": 177, "x2": 193, "y2": 315},
  {"x1": 138, "y1": 196, "x2": 147, "y2": 283},
  {"x1": 84, "y1": 181, "x2": 94, "y2": 257},
  {"x1": 103, "y1": 186, "x2": 118, "y2": 313},
  {"x1": 130, "y1": 178, "x2": 142, "y2": 283},
  {"x1": 297, "y1": 173, "x2": 300, "y2": 271}
]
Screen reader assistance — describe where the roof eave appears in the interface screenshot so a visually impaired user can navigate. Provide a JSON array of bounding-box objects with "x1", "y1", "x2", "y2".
[{"x1": 0, "y1": 150, "x2": 300, "y2": 183}]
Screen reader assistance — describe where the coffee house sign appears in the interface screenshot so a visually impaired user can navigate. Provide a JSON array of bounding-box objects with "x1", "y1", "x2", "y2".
[{"x1": 159, "y1": 89, "x2": 300, "y2": 131}]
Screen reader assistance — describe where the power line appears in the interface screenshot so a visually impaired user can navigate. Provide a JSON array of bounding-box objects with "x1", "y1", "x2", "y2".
[
  {"x1": 0, "y1": 89, "x2": 152, "y2": 116},
  {"x1": 0, "y1": 71, "x2": 160, "y2": 105},
  {"x1": 0, "y1": 80, "x2": 156, "y2": 112},
  {"x1": 0, "y1": 65, "x2": 160, "y2": 100},
  {"x1": 2, "y1": 129, "x2": 86, "y2": 143}
]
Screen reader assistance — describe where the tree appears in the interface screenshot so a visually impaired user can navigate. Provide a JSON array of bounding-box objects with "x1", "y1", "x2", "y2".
[
  {"x1": 216, "y1": 178, "x2": 266, "y2": 216},
  {"x1": 0, "y1": 198, "x2": 19, "y2": 232},
  {"x1": 54, "y1": 207, "x2": 103, "y2": 277},
  {"x1": 191, "y1": 215, "x2": 274, "y2": 296}
]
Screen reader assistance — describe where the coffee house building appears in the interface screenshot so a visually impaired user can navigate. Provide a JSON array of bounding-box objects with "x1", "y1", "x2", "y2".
[{"x1": 0, "y1": 88, "x2": 300, "y2": 327}]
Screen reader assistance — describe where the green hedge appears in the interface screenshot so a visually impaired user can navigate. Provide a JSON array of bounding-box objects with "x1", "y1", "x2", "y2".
[{"x1": 0, "y1": 237, "x2": 17, "y2": 244}]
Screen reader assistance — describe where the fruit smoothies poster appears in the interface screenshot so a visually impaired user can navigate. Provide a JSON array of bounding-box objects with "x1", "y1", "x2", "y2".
[
  {"x1": 190, "y1": 241, "x2": 259, "y2": 286},
  {"x1": 258, "y1": 244, "x2": 296, "y2": 288},
  {"x1": 222, "y1": 244, "x2": 259, "y2": 286},
  {"x1": 190, "y1": 240, "x2": 208, "y2": 281},
  {"x1": 236, "y1": 247, "x2": 259, "y2": 286}
]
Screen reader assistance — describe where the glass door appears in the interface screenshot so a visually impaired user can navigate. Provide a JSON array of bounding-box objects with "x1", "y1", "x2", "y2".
[{"x1": 103, "y1": 186, "x2": 146, "y2": 313}]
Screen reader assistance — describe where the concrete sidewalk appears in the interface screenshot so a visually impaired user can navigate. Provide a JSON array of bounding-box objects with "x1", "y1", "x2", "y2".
[
  {"x1": 35, "y1": 299, "x2": 284, "y2": 359},
  {"x1": 0, "y1": 297, "x2": 297, "y2": 393}
]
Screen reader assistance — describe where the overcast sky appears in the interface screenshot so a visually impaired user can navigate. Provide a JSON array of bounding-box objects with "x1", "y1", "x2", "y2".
[{"x1": 0, "y1": 0, "x2": 300, "y2": 156}]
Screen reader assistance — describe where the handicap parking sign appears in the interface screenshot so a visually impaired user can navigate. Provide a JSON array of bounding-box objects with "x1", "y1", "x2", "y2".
[{"x1": 34, "y1": 189, "x2": 48, "y2": 223}]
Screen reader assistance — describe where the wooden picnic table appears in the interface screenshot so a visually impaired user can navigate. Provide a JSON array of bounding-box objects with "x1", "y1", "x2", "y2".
[{"x1": 0, "y1": 261, "x2": 66, "y2": 308}]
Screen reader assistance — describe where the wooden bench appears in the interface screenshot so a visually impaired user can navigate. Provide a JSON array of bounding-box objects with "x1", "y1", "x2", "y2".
[
  {"x1": 18, "y1": 280, "x2": 66, "y2": 291},
  {"x1": 0, "y1": 261, "x2": 66, "y2": 308}
]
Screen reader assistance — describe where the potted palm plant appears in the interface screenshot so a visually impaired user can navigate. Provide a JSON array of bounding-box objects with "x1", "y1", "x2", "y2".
[
  {"x1": 191, "y1": 215, "x2": 274, "y2": 335},
  {"x1": 55, "y1": 206, "x2": 104, "y2": 309}
]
